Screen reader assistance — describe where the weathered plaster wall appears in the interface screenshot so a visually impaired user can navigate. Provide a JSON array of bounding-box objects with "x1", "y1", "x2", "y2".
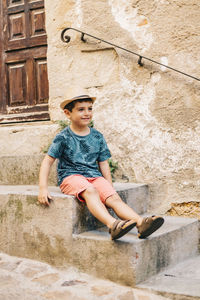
[{"x1": 44, "y1": 0, "x2": 200, "y2": 214}]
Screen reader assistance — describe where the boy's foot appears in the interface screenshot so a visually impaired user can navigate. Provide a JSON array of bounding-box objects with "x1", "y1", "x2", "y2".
[
  {"x1": 109, "y1": 219, "x2": 137, "y2": 240},
  {"x1": 137, "y1": 216, "x2": 164, "y2": 239}
]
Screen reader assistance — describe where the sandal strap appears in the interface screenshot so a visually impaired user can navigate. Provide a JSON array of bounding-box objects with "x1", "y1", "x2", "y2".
[
  {"x1": 110, "y1": 219, "x2": 137, "y2": 240},
  {"x1": 138, "y1": 216, "x2": 154, "y2": 233},
  {"x1": 109, "y1": 220, "x2": 119, "y2": 233},
  {"x1": 109, "y1": 220, "x2": 129, "y2": 233},
  {"x1": 138, "y1": 216, "x2": 164, "y2": 237}
]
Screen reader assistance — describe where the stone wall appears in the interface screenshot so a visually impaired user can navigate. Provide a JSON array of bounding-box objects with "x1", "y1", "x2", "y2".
[{"x1": 44, "y1": 0, "x2": 200, "y2": 214}]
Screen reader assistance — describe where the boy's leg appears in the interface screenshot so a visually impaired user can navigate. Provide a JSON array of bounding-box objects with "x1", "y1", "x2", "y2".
[
  {"x1": 61, "y1": 175, "x2": 138, "y2": 239},
  {"x1": 81, "y1": 187, "x2": 137, "y2": 240},
  {"x1": 61, "y1": 175, "x2": 116, "y2": 228},
  {"x1": 106, "y1": 193, "x2": 164, "y2": 238},
  {"x1": 105, "y1": 193, "x2": 143, "y2": 227},
  {"x1": 87, "y1": 177, "x2": 143, "y2": 227},
  {"x1": 86, "y1": 177, "x2": 164, "y2": 238},
  {"x1": 81, "y1": 187, "x2": 116, "y2": 229}
]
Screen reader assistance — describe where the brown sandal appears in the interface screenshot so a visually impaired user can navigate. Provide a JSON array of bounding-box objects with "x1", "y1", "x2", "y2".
[
  {"x1": 137, "y1": 216, "x2": 164, "y2": 239},
  {"x1": 109, "y1": 219, "x2": 137, "y2": 240}
]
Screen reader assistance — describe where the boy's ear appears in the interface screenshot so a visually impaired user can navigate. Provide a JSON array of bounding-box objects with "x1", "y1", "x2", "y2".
[{"x1": 63, "y1": 109, "x2": 71, "y2": 119}]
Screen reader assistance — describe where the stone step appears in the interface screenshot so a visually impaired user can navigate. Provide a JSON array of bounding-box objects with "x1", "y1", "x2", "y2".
[
  {"x1": 0, "y1": 121, "x2": 59, "y2": 156},
  {"x1": 137, "y1": 256, "x2": 200, "y2": 300},
  {"x1": 0, "y1": 182, "x2": 148, "y2": 232},
  {"x1": 72, "y1": 216, "x2": 199, "y2": 287},
  {"x1": 0, "y1": 154, "x2": 57, "y2": 185},
  {"x1": 0, "y1": 122, "x2": 60, "y2": 186},
  {"x1": 0, "y1": 121, "x2": 61, "y2": 185},
  {"x1": 0, "y1": 185, "x2": 198, "y2": 288},
  {"x1": 0, "y1": 183, "x2": 148, "y2": 260}
]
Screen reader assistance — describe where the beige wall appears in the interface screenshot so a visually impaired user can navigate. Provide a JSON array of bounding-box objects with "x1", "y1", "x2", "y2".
[{"x1": 44, "y1": 0, "x2": 200, "y2": 213}]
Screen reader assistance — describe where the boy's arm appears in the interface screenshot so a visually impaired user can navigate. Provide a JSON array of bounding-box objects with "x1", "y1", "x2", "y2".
[
  {"x1": 98, "y1": 160, "x2": 113, "y2": 186},
  {"x1": 38, "y1": 154, "x2": 56, "y2": 206}
]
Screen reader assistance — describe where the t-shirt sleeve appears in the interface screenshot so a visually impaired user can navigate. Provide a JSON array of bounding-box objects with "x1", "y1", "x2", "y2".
[
  {"x1": 47, "y1": 134, "x2": 65, "y2": 159},
  {"x1": 97, "y1": 135, "x2": 111, "y2": 162}
]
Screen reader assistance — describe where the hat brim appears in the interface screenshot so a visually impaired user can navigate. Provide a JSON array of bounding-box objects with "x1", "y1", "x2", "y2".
[{"x1": 60, "y1": 95, "x2": 96, "y2": 110}]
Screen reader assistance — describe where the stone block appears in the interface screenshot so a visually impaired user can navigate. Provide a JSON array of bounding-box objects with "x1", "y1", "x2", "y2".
[
  {"x1": 0, "y1": 155, "x2": 57, "y2": 185},
  {"x1": 0, "y1": 185, "x2": 198, "y2": 287},
  {"x1": 0, "y1": 183, "x2": 149, "y2": 265},
  {"x1": 0, "y1": 122, "x2": 60, "y2": 186},
  {"x1": 0, "y1": 122, "x2": 59, "y2": 156},
  {"x1": 72, "y1": 216, "x2": 199, "y2": 286},
  {"x1": 0, "y1": 186, "x2": 73, "y2": 266}
]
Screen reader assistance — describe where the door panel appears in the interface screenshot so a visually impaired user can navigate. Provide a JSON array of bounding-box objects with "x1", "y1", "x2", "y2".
[
  {"x1": 0, "y1": 0, "x2": 49, "y2": 123},
  {"x1": 8, "y1": 0, "x2": 24, "y2": 5},
  {"x1": 5, "y1": 0, "x2": 47, "y2": 50},
  {"x1": 30, "y1": 8, "x2": 46, "y2": 36},
  {"x1": 35, "y1": 59, "x2": 49, "y2": 103},
  {"x1": 9, "y1": 12, "x2": 26, "y2": 40},
  {"x1": 7, "y1": 62, "x2": 27, "y2": 106}
]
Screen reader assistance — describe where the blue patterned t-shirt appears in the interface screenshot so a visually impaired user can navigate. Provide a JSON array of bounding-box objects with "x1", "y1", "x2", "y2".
[{"x1": 48, "y1": 126, "x2": 111, "y2": 185}]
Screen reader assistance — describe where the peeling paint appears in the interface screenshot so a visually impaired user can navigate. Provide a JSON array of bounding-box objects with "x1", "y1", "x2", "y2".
[
  {"x1": 108, "y1": 0, "x2": 153, "y2": 52},
  {"x1": 74, "y1": 0, "x2": 83, "y2": 28}
]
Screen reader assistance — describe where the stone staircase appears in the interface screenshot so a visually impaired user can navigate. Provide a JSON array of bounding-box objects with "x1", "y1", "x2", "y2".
[
  {"x1": 0, "y1": 122, "x2": 200, "y2": 299},
  {"x1": 0, "y1": 184, "x2": 199, "y2": 298}
]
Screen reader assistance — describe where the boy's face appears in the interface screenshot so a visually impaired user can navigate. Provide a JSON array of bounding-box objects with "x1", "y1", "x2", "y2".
[{"x1": 64, "y1": 101, "x2": 93, "y2": 128}]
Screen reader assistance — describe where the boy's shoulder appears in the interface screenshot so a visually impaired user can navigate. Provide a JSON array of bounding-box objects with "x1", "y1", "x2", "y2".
[
  {"x1": 53, "y1": 127, "x2": 69, "y2": 142},
  {"x1": 90, "y1": 127, "x2": 104, "y2": 138},
  {"x1": 59, "y1": 126, "x2": 69, "y2": 136}
]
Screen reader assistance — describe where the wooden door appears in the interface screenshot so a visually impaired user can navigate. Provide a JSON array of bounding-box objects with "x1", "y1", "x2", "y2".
[{"x1": 0, "y1": 0, "x2": 49, "y2": 123}]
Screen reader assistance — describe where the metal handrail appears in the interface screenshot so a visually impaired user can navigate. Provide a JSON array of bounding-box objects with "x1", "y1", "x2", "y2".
[{"x1": 61, "y1": 27, "x2": 200, "y2": 82}]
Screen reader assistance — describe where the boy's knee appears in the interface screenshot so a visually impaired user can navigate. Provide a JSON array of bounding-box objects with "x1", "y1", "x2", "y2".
[{"x1": 82, "y1": 186, "x2": 98, "y2": 197}]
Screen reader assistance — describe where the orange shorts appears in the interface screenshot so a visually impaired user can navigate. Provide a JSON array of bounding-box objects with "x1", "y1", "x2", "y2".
[{"x1": 60, "y1": 175, "x2": 116, "y2": 204}]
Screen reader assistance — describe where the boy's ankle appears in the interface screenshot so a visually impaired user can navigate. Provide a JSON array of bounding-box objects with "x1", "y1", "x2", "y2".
[
  {"x1": 136, "y1": 217, "x2": 144, "y2": 228},
  {"x1": 107, "y1": 219, "x2": 117, "y2": 229}
]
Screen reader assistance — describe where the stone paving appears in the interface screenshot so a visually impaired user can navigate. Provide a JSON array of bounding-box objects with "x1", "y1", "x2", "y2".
[{"x1": 0, "y1": 252, "x2": 170, "y2": 300}]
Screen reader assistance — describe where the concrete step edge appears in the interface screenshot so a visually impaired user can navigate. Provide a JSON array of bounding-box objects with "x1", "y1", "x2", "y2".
[
  {"x1": 71, "y1": 216, "x2": 199, "y2": 285},
  {"x1": 0, "y1": 183, "x2": 148, "y2": 194},
  {"x1": 73, "y1": 216, "x2": 199, "y2": 242},
  {"x1": 137, "y1": 255, "x2": 200, "y2": 300}
]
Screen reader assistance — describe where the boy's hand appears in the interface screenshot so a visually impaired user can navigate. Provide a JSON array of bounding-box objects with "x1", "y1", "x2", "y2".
[
  {"x1": 38, "y1": 189, "x2": 52, "y2": 206},
  {"x1": 38, "y1": 155, "x2": 56, "y2": 206}
]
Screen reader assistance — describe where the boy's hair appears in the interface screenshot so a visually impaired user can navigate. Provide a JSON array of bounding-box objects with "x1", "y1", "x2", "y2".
[{"x1": 64, "y1": 98, "x2": 93, "y2": 112}]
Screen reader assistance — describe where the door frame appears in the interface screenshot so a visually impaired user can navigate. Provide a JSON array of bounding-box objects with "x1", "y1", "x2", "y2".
[{"x1": 0, "y1": 0, "x2": 6, "y2": 115}]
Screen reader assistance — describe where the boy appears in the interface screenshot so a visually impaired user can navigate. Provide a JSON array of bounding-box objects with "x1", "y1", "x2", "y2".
[{"x1": 38, "y1": 89, "x2": 164, "y2": 240}]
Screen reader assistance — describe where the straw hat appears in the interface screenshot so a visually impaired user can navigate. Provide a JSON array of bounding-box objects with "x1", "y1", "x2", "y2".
[{"x1": 60, "y1": 87, "x2": 96, "y2": 110}]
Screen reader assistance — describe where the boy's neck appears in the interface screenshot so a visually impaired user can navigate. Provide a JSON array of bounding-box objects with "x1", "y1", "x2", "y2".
[{"x1": 69, "y1": 124, "x2": 90, "y2": 136}]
